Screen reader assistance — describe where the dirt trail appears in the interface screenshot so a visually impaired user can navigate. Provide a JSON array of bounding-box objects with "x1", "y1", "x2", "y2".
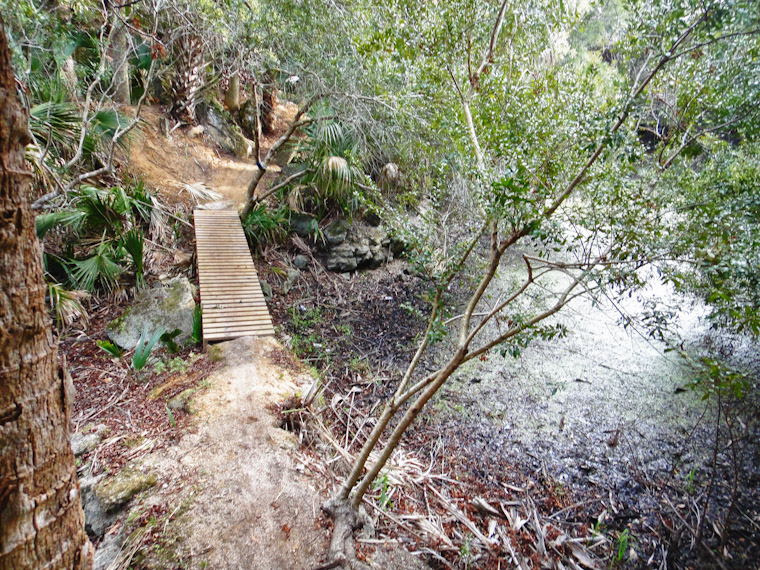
[
  {"x1": 125, "y1": 104, "x2": 295, "y2": 208},
  {"x1": 138, "y1": 337, "x2": 329, "y2": 569}
]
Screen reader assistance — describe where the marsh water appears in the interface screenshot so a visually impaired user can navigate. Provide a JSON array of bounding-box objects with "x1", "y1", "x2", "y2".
[{"x1": 439, "y1": 257, "x2": 753, "y2": 501}]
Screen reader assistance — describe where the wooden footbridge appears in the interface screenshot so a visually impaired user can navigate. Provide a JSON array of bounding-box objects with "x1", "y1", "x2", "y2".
[{"x1": 194, "y1": 209, "x2": 274, "y2": 344}]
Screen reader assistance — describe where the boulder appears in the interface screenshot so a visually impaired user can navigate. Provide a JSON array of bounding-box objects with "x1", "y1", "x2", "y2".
[
  {"x1": 324, "y1": 218, "x2": 351, "y2": 245},
  {"x1": 94, "y1": 466, "x2": 157, "y2": 513},
  {"x1": 238, "y1": 98, "x2": 258, "y2": 140},
  {"x1": 71, "y1": 424, "x2": 108, "y2": 457},
  {"x1": 289, "y1": 212, "x2": 319, "y2": 237},
  {"x1": 293, "y1": 254, "x2": 309, "y2": 269},
  {"x1": 283, "y1": 268, "x2": 300, "y2": 294},
  {"x1": 167, "y1": 388, "x2": 197, "y2": 413},
  {"x1": 106, "y1": 277, "x2": 196, "y2": 350},
  {"x1": 325, "y1": 220, "x2": 393, "y2": 272},
  {"x1": 196, "y1": 100, "x2": 250, "y2": 158}
]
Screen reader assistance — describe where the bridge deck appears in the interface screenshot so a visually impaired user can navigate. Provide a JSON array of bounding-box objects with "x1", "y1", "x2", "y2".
[{"x1": 194, "y1": 209, "x2": 274, "y2": 343}]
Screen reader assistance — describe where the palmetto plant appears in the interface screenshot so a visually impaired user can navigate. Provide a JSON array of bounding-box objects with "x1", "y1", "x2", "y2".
[
  {"x1": 242, "y1": 203, "x2": 289, "y2": 248},
  {"x1": 291, "y1": 120, "x2": 368, "y2": 217},
  {"x1": 37, "y1": 182, "x2": 153, "y2": 294},
  {"x1": 47, "y1": 281, "x2": 90, "y2": 328}
]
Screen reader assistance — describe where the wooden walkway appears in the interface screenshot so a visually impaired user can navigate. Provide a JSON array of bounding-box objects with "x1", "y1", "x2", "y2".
[{"x1": 194, "y1": 209, "x2": 274, "y2": 343}]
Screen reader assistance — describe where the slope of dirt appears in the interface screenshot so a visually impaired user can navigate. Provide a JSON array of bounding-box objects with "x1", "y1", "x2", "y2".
[{"x1": 125, "y1": 103, "x2": 297, "y2": 207}]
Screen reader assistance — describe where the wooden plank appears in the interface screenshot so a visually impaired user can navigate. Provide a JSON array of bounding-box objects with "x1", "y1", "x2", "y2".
[{"x1": 194, "y1": 207, "x2": 274, "y2": 344}]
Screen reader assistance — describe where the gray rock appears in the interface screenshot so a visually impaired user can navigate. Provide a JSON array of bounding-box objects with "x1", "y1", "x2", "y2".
[
  {"x1": 79, "y1": 474, "x2": 110, "y2": 537},
  {"x1": 106, "y1": 277, "x2": 196, "y2": 350},
  {"x1": 71, "y1": 425, "x2": 107, "y2": 457},
  {"x1": 293, "y1": 254, "x2": 309, "y2": 269},
  {"x1": 326, "y1": 243, "x2": 359, "y2": 272},
  {"x1": 95, "y1": 466, "x2": 157, "y2": 513},
  {"x1": 168, "y1": 388, "x2": 197, "y2": 413},
  {"x1": 196, "y1": 101, "x2": 250, "y2": 158},
  {"x1": 289, "y1": 212, "x2": 318, "y2": 237},
  {"x1": 93, "y1": 526, "x2": 126, "y2": 570},
  {"x1": 324, "y1": 220, "x2": 393, "y2": 273},
  {"x1": 238, "y1": 99, "x2": 257, "y2": 140},
  {"x1": 283, "y1": 268, "x2": 300, "y2": 294},
  {"x1": 324, "y1": 218, "x2": 351, "y2": 245}
]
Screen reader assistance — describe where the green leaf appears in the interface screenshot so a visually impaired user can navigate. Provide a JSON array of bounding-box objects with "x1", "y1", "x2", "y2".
[
  {"x1": 96, "y1": 340, "x2": 125, "y2": 358},
  {"x1": 132, "y1": 327, "x2": 165, "y2": 372}
]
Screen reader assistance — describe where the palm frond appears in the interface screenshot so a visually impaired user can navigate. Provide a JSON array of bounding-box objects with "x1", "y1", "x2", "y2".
[
  {"x1": 70, "y1": 242, "x2": 123, "y2": 292},
  {"x1": 47, "y1": 282, "x2": 90, "y2": 327},
  {"x1": 36, "y1": 209, "x2": 88, "y2": 238},
  {"x1": 29, "y1": 101, "x2": 81, "y2": 160},
  {"x1": 179, "y1": 182, "x2": 222, "y2": 203},
  {"x1": 121, "y1": 228, "x2": 145, "y2": 288}
]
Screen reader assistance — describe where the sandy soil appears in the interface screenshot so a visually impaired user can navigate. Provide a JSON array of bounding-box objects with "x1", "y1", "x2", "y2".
[
  {"x1": 136, "y1": 337, "x2": 331, "y2": 569},
  {"x1": 125, "y1": 103, "x2": 296, "y2": 208}
]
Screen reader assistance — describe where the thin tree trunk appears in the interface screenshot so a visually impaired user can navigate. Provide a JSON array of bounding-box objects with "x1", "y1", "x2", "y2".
[
  {"x1": 110, "y1": 19, "x2": 131, "y2": 104},
  {"x1": 225, "y1": 71, "x2": 240, "y2": 112},
  {"x1": 0, "y1": 21, "x2": 93, "y2": 570}
]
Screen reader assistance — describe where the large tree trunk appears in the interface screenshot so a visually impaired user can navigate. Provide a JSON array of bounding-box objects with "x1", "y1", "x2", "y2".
[{"x1": 0, "y1": 20, "x2": 93, "y2": 570}]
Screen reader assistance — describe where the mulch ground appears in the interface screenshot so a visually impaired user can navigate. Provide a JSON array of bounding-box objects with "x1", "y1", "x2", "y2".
[{"x1": 62, "y1": 294, "x2": 220, "y2": 477}]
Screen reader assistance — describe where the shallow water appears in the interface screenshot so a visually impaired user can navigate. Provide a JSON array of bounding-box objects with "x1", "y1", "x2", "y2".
[{"x1": 442, "y1": 262, "x2": 729, "y2": 495}]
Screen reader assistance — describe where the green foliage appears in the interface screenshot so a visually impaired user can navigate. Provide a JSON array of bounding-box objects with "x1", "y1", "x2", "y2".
[
  {"x1": 132, "y1": 328, "x2": 165, "y2": 372},
  {"x1": 70, "y1": 241, "x2": 123, "y2": 293},
  {"x1": 287, "y1": 119, "x2": 373, "y2": 218},
  {"x1": 37, "y1": 181, "x2": 156, "y2": 294},
  {"x1": 372, "y1": 471, "x2": 393, "y2": 511},
  {"x1": 121, "y1": 228, "x2": 145, "y2": 288},
  {"x1": 165, "y1": 405, "x2": 176, "y2": 428},
  {"x1": 152, "y1": 356, "x2": 190, "y2": 375},
  {"x1": 160, "y1": 329, "x2": 183, "y2": 354},
  {"x1": 661, "y1": 144, "x2": 760, "y2": 336},
  {"x1": 191, "y1": 305, "x2": 203, "y2": 345},
  {"x1": 612, "y1": 528, "x2": 631, "y2": 566},
  {"x1": 242, "y1": 204, "x2": 289, "y2": 248},
  {"x1": 96, "y1": 340, "x2": 126, "y2": 359}
]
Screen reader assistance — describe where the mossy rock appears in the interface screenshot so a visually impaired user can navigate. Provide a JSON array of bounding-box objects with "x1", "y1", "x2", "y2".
[
  {"x1": 105, "y1": 277, "x2": 196, "y2": 350},
  {"x1": 95, "y1": 467, "x2": 157, "y2": 512}
]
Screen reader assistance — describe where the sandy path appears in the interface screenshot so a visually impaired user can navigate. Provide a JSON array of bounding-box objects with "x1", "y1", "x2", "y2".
[{"x1": 140, "y1": 337, "x2": 329, "y2": 569}]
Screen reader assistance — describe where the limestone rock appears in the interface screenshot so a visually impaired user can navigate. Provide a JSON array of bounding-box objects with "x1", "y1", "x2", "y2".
[
  {"x1": 71, "y1": 424, "x2": 108, "y2": 457},
  {"x1": 293, "y1": 254, "x2": 309, "y2": 269},
  {"x1": 196, "y1": 100, "x2": 250, "y2": 158},
  {"x1": 289, "y1": 212, "x2": 318, "y2": 237},
  {"x1": 94, "y1": 466, "x2": 157, "y2": 512},
  {"x1": 168, "y1": 388, "x2": 197, "y2": 413},
  {"x1": 80, "y1": 474, "x2": 109, "y2": 537},
  {"x1": 260, "y1": 279, "x2": 273, "y2": 299},
  {"x1": 325, "y1": 220, "x2": 393, "y2": 272},
  {"x1": 283, "y1": 268, "x2": 300, "y2": 294},
  {"x1": 106, "y1": 277, "x2": 196, "y2": 350},
  {"x1": 324, "y1": 218, "x2": 351, "y2": 245},
  {"x1": 238, "y1": 98, "x2": 258, "y2": 140}
]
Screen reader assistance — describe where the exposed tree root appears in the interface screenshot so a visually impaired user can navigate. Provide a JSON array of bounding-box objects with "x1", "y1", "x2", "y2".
[{"x1": 321, "y1": 498, "x2": 371, "y2": 570}]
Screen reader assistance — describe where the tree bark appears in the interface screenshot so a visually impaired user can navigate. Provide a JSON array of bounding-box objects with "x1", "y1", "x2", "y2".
[
  {"x1": 0, "y1": 20, "x2": 93, "y2": 570},
  {"x1": 260, "y1": 71, "x2": 277, "y2": 134},
  {"x1": 225, "y1": 71, "x2": 240, "y2": 112},
  {"x1": 110, "y1": 18, "x2": 131, "y2": 105}
]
